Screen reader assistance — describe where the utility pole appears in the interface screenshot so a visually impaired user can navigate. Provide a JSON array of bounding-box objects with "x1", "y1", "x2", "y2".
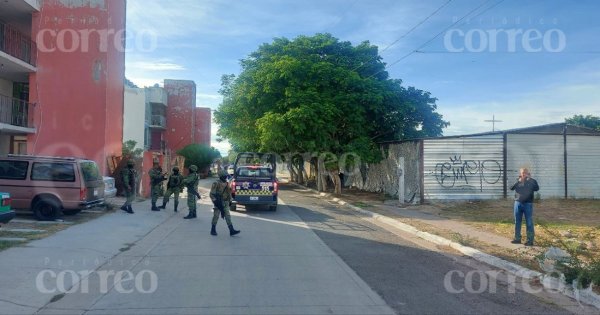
[{"x1": 485, "y1": 115, "x2": 503, "y2": 132}]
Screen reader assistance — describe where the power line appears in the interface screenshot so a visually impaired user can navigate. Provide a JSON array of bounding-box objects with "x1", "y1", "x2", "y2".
[
  {"x1": 379, "y1": 0, "x2": 453, "y2": 55},
  {"x1": 369, "y1": 0, "x2": 505, "y2": 78},
  {"x1": 350, "y1": 0, "x2": 453, "y2": 74}
]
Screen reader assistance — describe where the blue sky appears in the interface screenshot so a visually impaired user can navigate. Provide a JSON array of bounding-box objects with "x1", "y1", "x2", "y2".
[{"x1": 125, "y1": 0, "x2": 600, "y2": 155}]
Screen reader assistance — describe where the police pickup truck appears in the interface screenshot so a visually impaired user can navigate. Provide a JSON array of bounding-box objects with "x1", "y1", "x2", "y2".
[{"x1": 230, "y1": 153, "x2": 278, "y2": 211}]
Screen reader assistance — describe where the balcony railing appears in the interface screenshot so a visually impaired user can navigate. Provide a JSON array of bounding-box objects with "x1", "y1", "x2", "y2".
[
  {"x1": 0, "y1": 93, "x2": 34, "y2": 128},
  {"x1": 0, "y1": 21, "x2": 37, "y2": 66},
  {"x1": 149, "y1": 115, "x2": 166, "y2": 128}
]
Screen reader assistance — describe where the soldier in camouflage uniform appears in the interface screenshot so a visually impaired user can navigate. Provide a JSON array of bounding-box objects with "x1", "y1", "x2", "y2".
[
  {"x1": 120, "y1": 159, "x2": 137, "y2": 214},
  {"x1": 210, "y1": 170, "x2": 240, "y2": 236},
  {"x1": 158, "y1": 166, "x2": 184, "y2": 212},
  {"x1": 149, "y1": 161, "x2": 166, "y2": 211},
  {"x1": 183, "y1": 165, "x2": 200, "y2": 219}
]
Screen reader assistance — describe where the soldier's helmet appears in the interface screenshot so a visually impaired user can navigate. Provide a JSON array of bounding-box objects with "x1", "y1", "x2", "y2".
[
  {"x1": 172, "y1": 166, "x2": 179, "y2": 172},
  {"x1": 189, "y1": 165, "x2": 198, "y2": 172},
  {"x1": 127, "y1": 159, "x2": 135, "y2": 166}
]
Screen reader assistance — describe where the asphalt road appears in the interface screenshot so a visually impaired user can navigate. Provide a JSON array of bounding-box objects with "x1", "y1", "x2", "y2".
[
  {"x1": 0, "y1": 178, "x2": 588, "y2": 314},
  {"x1": 277, "y1": 184, "x2": 575, "y2": 315}
]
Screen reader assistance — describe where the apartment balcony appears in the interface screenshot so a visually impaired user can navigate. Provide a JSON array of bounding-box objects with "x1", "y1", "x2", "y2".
[
  {"x1": 149, "y1": 115, "x2": 166, "y2": 129},
  {"x1": 0, "y1": 93, "x2": 35, "y2": 134},
  {"x1": 146, "y1": 87, "x2": 167, "y2": 106},
  {"x1": 0, "y1": 21, "x2": 37, "y2": 71}
]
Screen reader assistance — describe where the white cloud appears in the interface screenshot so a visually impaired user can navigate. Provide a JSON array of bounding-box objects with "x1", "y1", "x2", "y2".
[{"x1": 131, "y1": 61, "x2": 186, "y2": 71}]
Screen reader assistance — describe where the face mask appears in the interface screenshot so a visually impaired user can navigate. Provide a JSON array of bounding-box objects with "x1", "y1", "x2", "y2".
[{"x1": 173, "y1": 170, "x2": 179, "y2": 175}]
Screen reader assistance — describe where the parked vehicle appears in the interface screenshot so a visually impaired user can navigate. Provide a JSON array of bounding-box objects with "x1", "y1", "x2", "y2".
[
  {"x1": 0, "y1": 192, "x2": 15, "y2": 225},
  {"x1": 0, "y1": 155, "x2": 105, "y2": 220},
  {"x1": 103, "y1": 176, "x2": 117, "y2": 198},
  {"x1": 230, "y1": 152, "x2": 278, "y2": 211}
]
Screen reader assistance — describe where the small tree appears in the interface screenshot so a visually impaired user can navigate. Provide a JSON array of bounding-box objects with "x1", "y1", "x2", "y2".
[
  {"x1": 177, "y1": 144, "x2": 221, "y2": 172},
  {"x1": 565, "y1": 115, "x2": 600, "y2": 131},
  {"x1": 122, "y1": 140, "x2": 144, "y2": 158}
]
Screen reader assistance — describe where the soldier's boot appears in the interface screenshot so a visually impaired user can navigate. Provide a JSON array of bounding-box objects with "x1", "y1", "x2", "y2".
[
  {"x1": 173, "y1": 201, "x2": 179, "y2": 213},
  {"x1": 120, "y1": 204, "x2": 128, "y2": 211},
  {"x1": 183, "y1": 210, "x2": 194, "y2": 219},
  {"x1": 127, "y1": 205, "x2": 134, "y2": 214},
  {"x1": 192, "y1": 209, "x2": 197, "y2": 218},
  {"x1": 151, "y1": 201, "x2": 159, "y2": 211},
  {"x1": 228, "y1": 224, "x2": 240, "y2": 236},
  {"x1": 210, "y1": 224, "x2": 217, "y2": 236},
  {"x1": 158, "y1": 200, "x2": 167, "y2": 209}
]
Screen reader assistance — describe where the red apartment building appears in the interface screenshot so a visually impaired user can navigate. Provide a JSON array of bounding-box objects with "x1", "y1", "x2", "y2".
[{"x1": 1, "y1": 0, "x2": 125, "y2": 175}]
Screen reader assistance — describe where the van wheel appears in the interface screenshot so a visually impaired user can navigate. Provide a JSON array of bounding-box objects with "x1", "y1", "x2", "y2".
[
  {"x1": 33, "y1": 199, "x2": 61, "y2": 221},
  {"x1": 62, "y1": 209, "x2": 82, "y2": 216}
]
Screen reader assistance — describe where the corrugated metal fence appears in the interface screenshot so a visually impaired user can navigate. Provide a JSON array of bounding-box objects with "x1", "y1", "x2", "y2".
[{"x1": 423, "y1": 135, "x2": 504, "y2": 200}]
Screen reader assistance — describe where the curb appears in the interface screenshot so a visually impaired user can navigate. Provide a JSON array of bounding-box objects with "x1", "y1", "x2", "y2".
[{"x1": 288, "y1": 182, "x2": 600, "y2": 310}]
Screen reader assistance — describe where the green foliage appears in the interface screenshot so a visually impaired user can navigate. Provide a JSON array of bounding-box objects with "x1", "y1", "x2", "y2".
[
  {"x1": 177, "y1": 144, "x2": 221, "y2": 171},
  {"x1": 565, "y1": 114, "x2": 600, "y2": 131},
  {"x1": 214, "y1": 33, "x2": 448, "y2": 165},
  {"x1": 122, "y1": 140, "x2": 143, "y2": 158},
  {"x1": 538, "y1": 224, "x2": 600, "y2": 289}
]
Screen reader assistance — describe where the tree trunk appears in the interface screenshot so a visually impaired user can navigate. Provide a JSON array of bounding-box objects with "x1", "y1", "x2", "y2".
[
  {"x1": 317, "y1": 158, "x2": 326, "y2": 192},
  {"x1": 295, "y1": 156, "x2": 305, "y2": 185},
  {"x1": 287, "y1": 157, "x2": 298, "y2": 183},
  {"x1": 331, "y1": 170, "x2": 342, "y2": 195}
]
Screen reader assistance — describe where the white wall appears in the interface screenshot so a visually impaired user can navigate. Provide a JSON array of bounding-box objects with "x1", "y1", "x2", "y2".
[
  {"x1": 123, "y1": 87, "x2": 146, "y2": 150},
  {"x1": 507, "y1": 134, "x2": 564, "y2": 198},
  {"x1": 567, "y1": 135, "x2": 600, "y2": 198}
]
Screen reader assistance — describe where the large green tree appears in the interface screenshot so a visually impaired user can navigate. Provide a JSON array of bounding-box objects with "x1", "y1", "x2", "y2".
[
  {"x1": 215, "y1": 33, "x2": 448, "y2": 193},
  {"x1": 566, "y1": 115, "x2": 600, "y2": 131},
  {"x1": 177, "y1": 144, "x2": 221, "y2": 173}
]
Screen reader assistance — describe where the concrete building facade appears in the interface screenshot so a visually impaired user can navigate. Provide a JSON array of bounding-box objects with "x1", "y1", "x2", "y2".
[{"x1": 1, "y1": 0, "x2": 126, "y2": 175}]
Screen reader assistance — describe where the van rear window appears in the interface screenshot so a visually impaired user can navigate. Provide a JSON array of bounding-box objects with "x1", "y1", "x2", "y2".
[
  {"x1": 236, "y1": 167, "x2": 273, "y2": 178},
  {"x1": 80, "y1": 161, "x2": 101, "y2": 182},
  {"x1": 0, "y1": 160, "x2": 28, "y2": 180},
  {"x1": 31, "y1": 163, "x2": 75, "y2": 182}
]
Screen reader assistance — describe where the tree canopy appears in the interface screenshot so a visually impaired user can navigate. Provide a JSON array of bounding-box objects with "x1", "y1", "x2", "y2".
[
  {"x1": 215, "y1": 33, "x2": 448, "y2": 162},
  {"x1": 566, "y1": 114, "x2": 600, "y2": 131},
  {"x1": 177, "y1": 144, "x2": 221, "y2": 171}
]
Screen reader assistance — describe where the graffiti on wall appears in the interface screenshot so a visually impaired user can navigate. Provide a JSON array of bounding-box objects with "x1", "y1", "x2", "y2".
[{"x1": 434, "y1": 155, "x2": 502, "y2": 191}]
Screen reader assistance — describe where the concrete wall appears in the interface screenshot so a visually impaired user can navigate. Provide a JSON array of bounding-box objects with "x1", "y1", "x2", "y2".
[
  {"x1": 347, "y1": 141, "x2": 421, "y2": 202},
  {"x1": 27, "y1": 0, "x2": 125, "y2": 175},
  {"x1": 123, "y1": 87, "x2": 146, "y2": 148},
  {"x1": 0, "y1": 135, "x2": 10, "y2": 155},
  {"x1": 194, "y1": 107, "x2": 211, "y2": 146},
  {"x1": 0, "y1": 78, "x2": 12, "y2": 97},
  {"x1": 164, "y1": 79, "x2": 196, "y2": 153}
]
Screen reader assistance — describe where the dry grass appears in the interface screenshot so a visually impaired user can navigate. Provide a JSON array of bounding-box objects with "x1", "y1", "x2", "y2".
[{"x1": 433, "y1": 199, "x2": 600, "y2": 266}]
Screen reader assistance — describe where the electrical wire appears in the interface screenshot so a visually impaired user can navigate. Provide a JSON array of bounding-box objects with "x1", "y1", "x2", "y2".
[{"x1": 369, "y1": 0, "x2": 505, "y2": 79}]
